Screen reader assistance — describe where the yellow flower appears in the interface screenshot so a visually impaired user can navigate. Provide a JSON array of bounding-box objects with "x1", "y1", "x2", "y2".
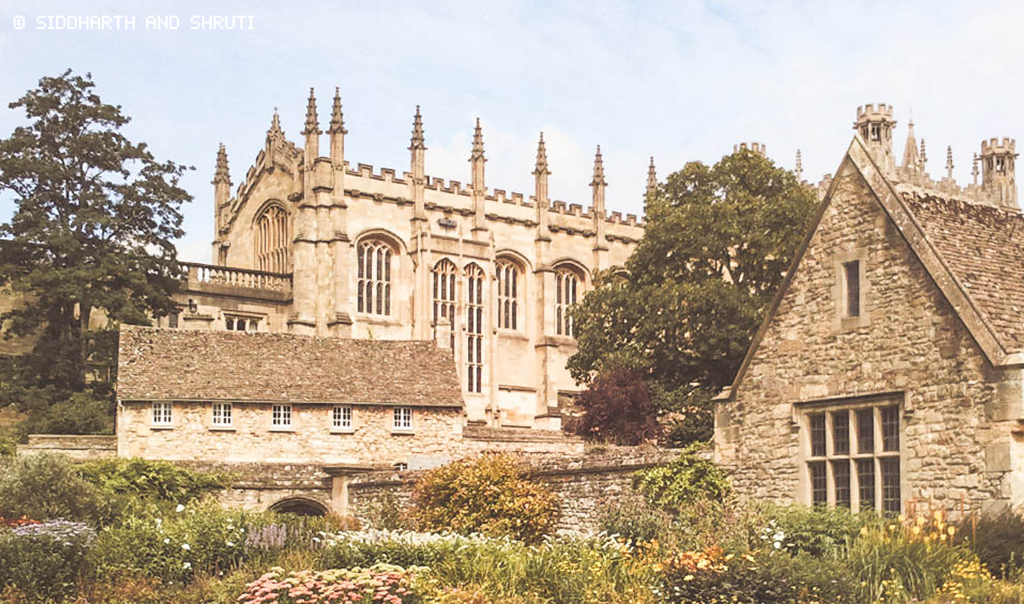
[
  {"x1": 684, "y1": 574, "x2": 694, "y2": 582},
  {"x1": 947, "y1": 526, "x2": 956, "y2": 536}
]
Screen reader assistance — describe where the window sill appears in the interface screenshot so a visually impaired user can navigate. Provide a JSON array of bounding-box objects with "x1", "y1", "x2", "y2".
[
  {"x1": 150, "y1": 424, "x2": 174, "y2": 430},
  {"x1": 209, "y1": 425, "x2": 235, "y2": 432},
  {"x1": 330, "y1": 428, "x2": 356, "y2": 435},
  {"x1": 269, "y1": 426, "x2": 295, "y2": 433},
  {"x1": 391, "y1": 428, "x2": 414, "y2": 435}
]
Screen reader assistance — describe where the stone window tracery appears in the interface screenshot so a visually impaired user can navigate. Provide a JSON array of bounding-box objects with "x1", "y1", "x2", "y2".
[
  {"x1": 803, "y1": 401, "x2": 901, "y2": 513},
  {"x1": 432, "y1": 259, "x2": 457, "y2": 326},
  {"x1": 555, "y1": 267, "x2": 581, "y2": 336},
  {"x1": 255, "y1": 204, "x2": 290, "y2": 273},
  {"x1": 496, "y1": 259, "x2": 520, "y2": 330},
  {"x1": 358, "y1": 240, "x2": 393, "y2": 316},
  {"x1": 466, "y1": 263, "x2": 484, "y2": 393}
]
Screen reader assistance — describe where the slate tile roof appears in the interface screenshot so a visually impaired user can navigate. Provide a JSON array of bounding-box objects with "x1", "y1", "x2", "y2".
[
  {"x1": 901, "y1": 192, "x2": 1024, "y2": 351},
  {"x1": 117, "y1": 326, "x2": 464, "y2": 408}
]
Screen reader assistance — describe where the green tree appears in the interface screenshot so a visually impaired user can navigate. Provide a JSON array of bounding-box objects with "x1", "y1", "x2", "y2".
[
  {"x1": 0, "y1": 70, "x2": 191, "y2": 426},
  {"x1": 568, "y1": 149, "x2": 818, "y2": 443}
]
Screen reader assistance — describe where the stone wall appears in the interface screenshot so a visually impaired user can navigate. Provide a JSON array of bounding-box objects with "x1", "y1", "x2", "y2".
[
  {"x1": 715, "y1": 159, "x2": 1017, "y2": 518},
  {"x1": 118, "y1": 401, "x2": 465, "y2": 466},
  {"x1": 16, "y1": 435, "x2": 117, "y2": 460},
  {"x1": 344, "y1": 446, "x2": 680, "y2": 533}
]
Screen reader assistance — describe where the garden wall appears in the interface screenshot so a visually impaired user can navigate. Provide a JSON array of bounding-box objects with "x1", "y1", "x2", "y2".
[
  {"x1": 344, "y1": 446, "x2": 681, "y2": 533},
  {"x1": 15, "y1": 435, "x2": 117, "y2": 460}
]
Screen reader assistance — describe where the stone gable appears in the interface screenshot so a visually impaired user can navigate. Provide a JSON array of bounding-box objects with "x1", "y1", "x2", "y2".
[{"x1": 716, "y1": 141, "x2": 1020, "y2": 516}]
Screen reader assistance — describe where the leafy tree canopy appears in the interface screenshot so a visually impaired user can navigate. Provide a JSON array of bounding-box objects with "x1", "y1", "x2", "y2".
[
  {"x1": 567, "y1": 149, "x2": 819, "y2": 443},
  {"x1": 0, "y1": 70, "x2": 192, "y2": 416}
]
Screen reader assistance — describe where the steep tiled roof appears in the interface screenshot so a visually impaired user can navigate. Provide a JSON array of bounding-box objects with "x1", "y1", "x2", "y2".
[
  {"x1": 901, "y1": 192, "x2": 1024, "y2": 351},
  {"x1": 117, "y1": 326, "x2": 464, "y2": 408}
]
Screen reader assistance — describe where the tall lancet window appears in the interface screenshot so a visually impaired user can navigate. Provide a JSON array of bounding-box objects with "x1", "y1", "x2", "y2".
[
  {"x1": 496, "y1": 259, "x2": 520, "y2": 330},
  {"x1": 466, "y1": 263, "x2": 485, "y2": 393},
  {"x1": 555, "y1": 267, "x2": 580, "y2": 337},
  {"x1": 357, "y1": 240, "x2": 393, "y2": 316},
  {"x1": 432, "y1": 259, "x2": 457, "y2": 328},
  {"x1": 254, "y1": 204, "x2": 290, "y2": 273}
]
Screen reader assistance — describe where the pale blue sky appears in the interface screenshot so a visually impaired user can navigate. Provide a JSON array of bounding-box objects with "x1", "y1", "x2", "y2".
[{"x1": 2, "y1": 1, "x2": 1023, "y2": 262}]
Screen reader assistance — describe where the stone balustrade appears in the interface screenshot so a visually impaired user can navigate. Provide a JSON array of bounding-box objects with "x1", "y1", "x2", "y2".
[{"x1": 182, "y1": 262, "x2": 292, "y2": 293}]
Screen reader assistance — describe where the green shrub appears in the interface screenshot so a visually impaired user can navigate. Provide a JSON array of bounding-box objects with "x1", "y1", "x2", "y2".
[
  {"x1": 757, "y1": 503, "x2": 873, "y2": 558},
  {"x1": 410, "y1": 454, "x2": 558, "y2": 543},
  {"x1": 632, "y1": 444, "x2": 730, "y2": 511},
  {"x1": 0, "y1": 452, "x2": 113, "y2": 525},
  {"x1": 77, "y1": 457, "x2": 228, "y2": 506},
  {"x1": 598, "y1": 497, "x2": 676, "y2": 548},
  {"x1": 962, "y1": 510, "x2": 1024, "y2": 577},
  {"x1": 657, "y1": 545, "x2": 851, "y2": 604},
  {"x1": 845, "y1": 514, "x2": 972, "y2": 603},
  {"x1": 0, "y1": 520, "x2": 96, "y2": 601}
]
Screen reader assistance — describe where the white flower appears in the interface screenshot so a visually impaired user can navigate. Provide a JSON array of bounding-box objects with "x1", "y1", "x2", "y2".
[
  {"x1": 183, "y1": 562, "x2": 191, "y2": 569},
  {"x1": 163, "y1": 538, "x2": 170, "y2": 544},
  {"x1": 175, "y1": 504, "x2": 186, "y2": 513},
  {"x1": 181, "y1": 543, "x2": 191, "y2": 551},
  {"x1": 155, "y1": 518, "x2": 162, "y2": 525},
  {"x1": 226, "y1": 541, "x2": 235, "y2": 547},
  {"x1": 773, "y1": 541, "x2": 781, "y2": 549}
]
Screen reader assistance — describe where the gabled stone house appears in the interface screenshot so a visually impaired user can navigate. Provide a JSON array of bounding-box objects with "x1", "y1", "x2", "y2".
[
  {"x1": 715, "y1": 105, "x2": 1024, "y2": 517},
  {"x1": 116, "y1": 325, "x2": 466, "y2": 467}
]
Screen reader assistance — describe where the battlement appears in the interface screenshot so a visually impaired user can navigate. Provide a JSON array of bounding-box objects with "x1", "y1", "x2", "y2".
[
  {"x1": 981, "y1": 138, "x2": 1017, "y2": 155},
  {"x1": 733, "y1": 142, "x2": 766, "y2": 155},
  {"x1": 856, "y1": 103, "x2": 895, "y2": 121}
]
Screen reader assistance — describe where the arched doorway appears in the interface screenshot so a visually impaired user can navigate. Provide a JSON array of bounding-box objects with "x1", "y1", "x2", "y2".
[{"x1": 269, "y1": 497, "x2": 328, "y2": 517}]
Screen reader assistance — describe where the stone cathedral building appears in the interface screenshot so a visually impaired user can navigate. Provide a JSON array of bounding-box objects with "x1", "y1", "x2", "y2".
[
  {"x1": 169, "y1": 89, "x2": 645, "y2": 430},
  {"x1": 716, "y1": 103, "x2": 1024, "y2": 517}
]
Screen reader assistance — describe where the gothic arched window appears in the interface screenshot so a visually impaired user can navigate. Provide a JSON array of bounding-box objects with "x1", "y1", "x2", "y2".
[
  {"x1": 496, "y1": 259, "x2": 521, "y2": 330},
  {"x1": 432, "y1": 259, "x2": 457, "y2": 327},
  {"x1": 466, "y1": 263, "x2": 484, "y2": 393},
  {"x1": 254, "y1": 204, "x2": 290, "y2": 273},
  {"x1": 555, "y1": 267, "x2": 581, "y2": 337},
  {"x1": 357, "y1": 240, "x2": 393, "y2": 316}
]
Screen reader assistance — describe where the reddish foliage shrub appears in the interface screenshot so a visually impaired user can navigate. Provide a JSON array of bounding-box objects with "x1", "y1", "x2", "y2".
[{"x1": 567, "y1": 368, "x2": 661, "y2": 445}]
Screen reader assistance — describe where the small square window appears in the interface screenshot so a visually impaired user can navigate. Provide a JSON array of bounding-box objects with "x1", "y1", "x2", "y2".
[
  {"x1": 272, "y1": 404, "x2": 292, "y2": 428},
  {"x1": 393, "y1": 407, "x2": 412, "y2": 431},
  {"x1": 333, "y1": 406, "x2": 352, "y2": 430},
  {"x1": 843, "y1": 261, "x2": 861, "y2": 317},
  {"x1": 212, "y1": 403, "x2": 232, "y2": 426},
  {"x1": 152, "y1": 402, "x2": 173, "y2": 426}
]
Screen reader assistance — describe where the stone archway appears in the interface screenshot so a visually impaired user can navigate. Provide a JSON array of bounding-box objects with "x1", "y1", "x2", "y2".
[{"x1": 268, "y1": 496, "x2": 329, "y2": 517}]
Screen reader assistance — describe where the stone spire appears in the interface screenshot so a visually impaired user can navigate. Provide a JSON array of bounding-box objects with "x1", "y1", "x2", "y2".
[
  {"x1": 328, "y1": 87, "x2": 346, "y2": 135},
  {"x1": 409, "y1": 105, "x2": 426, "y2": 150},
  {"x1": 328, "y1": 87, "x2": 346, "y2": 168},
  {"x1": 213, "y1": 143, "x2": 231, "y2": 185},
  {"x1": 794, "y1": 149, "x2": 803, "y2": 182},
  {"x1": 267, "y1": 107, "x2": 284, "y2": 139},
  {"x1": 409, "y1": 106, "x2": 426, "y2": 220},
  {"x1": 301, "y1": 88, "x2": 320, "y2": 163},
  {"x1": 470, "y1": 118, "x2": 487, "y2": 231},
  {"x1": 302, "y1": 88, "x2": 321, "y2": 136},
  {"x1": 919, "y1": 139, "x2": 927, "y2": 171},
  {"x1": 646, "y1": 157, "x2": 657, "y2": 198},
  {"x1": 470, "y1": 117, "x2": 485, "y2": 161},
  {"x1": 901, "y1": 119, "x2": 919, "y2": 170},
  {"x1": 591, "y1": 145, "x2": 607, "y2": 187},
  {"x1": 946, "y1": 146, "x2": 954, "y2": 180},
  {"x1": 533, "y1": 132, "x2": 551, "y2": 239},
  {"x1": 591, "y1": 145, "x2": 608, "y2": 253},
  {"x1": 972, "y1": 152, "x2": 980, "y2": 185},
  {"x1": 534, "y1": 132, "x2": 550, "y2": 175}
]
